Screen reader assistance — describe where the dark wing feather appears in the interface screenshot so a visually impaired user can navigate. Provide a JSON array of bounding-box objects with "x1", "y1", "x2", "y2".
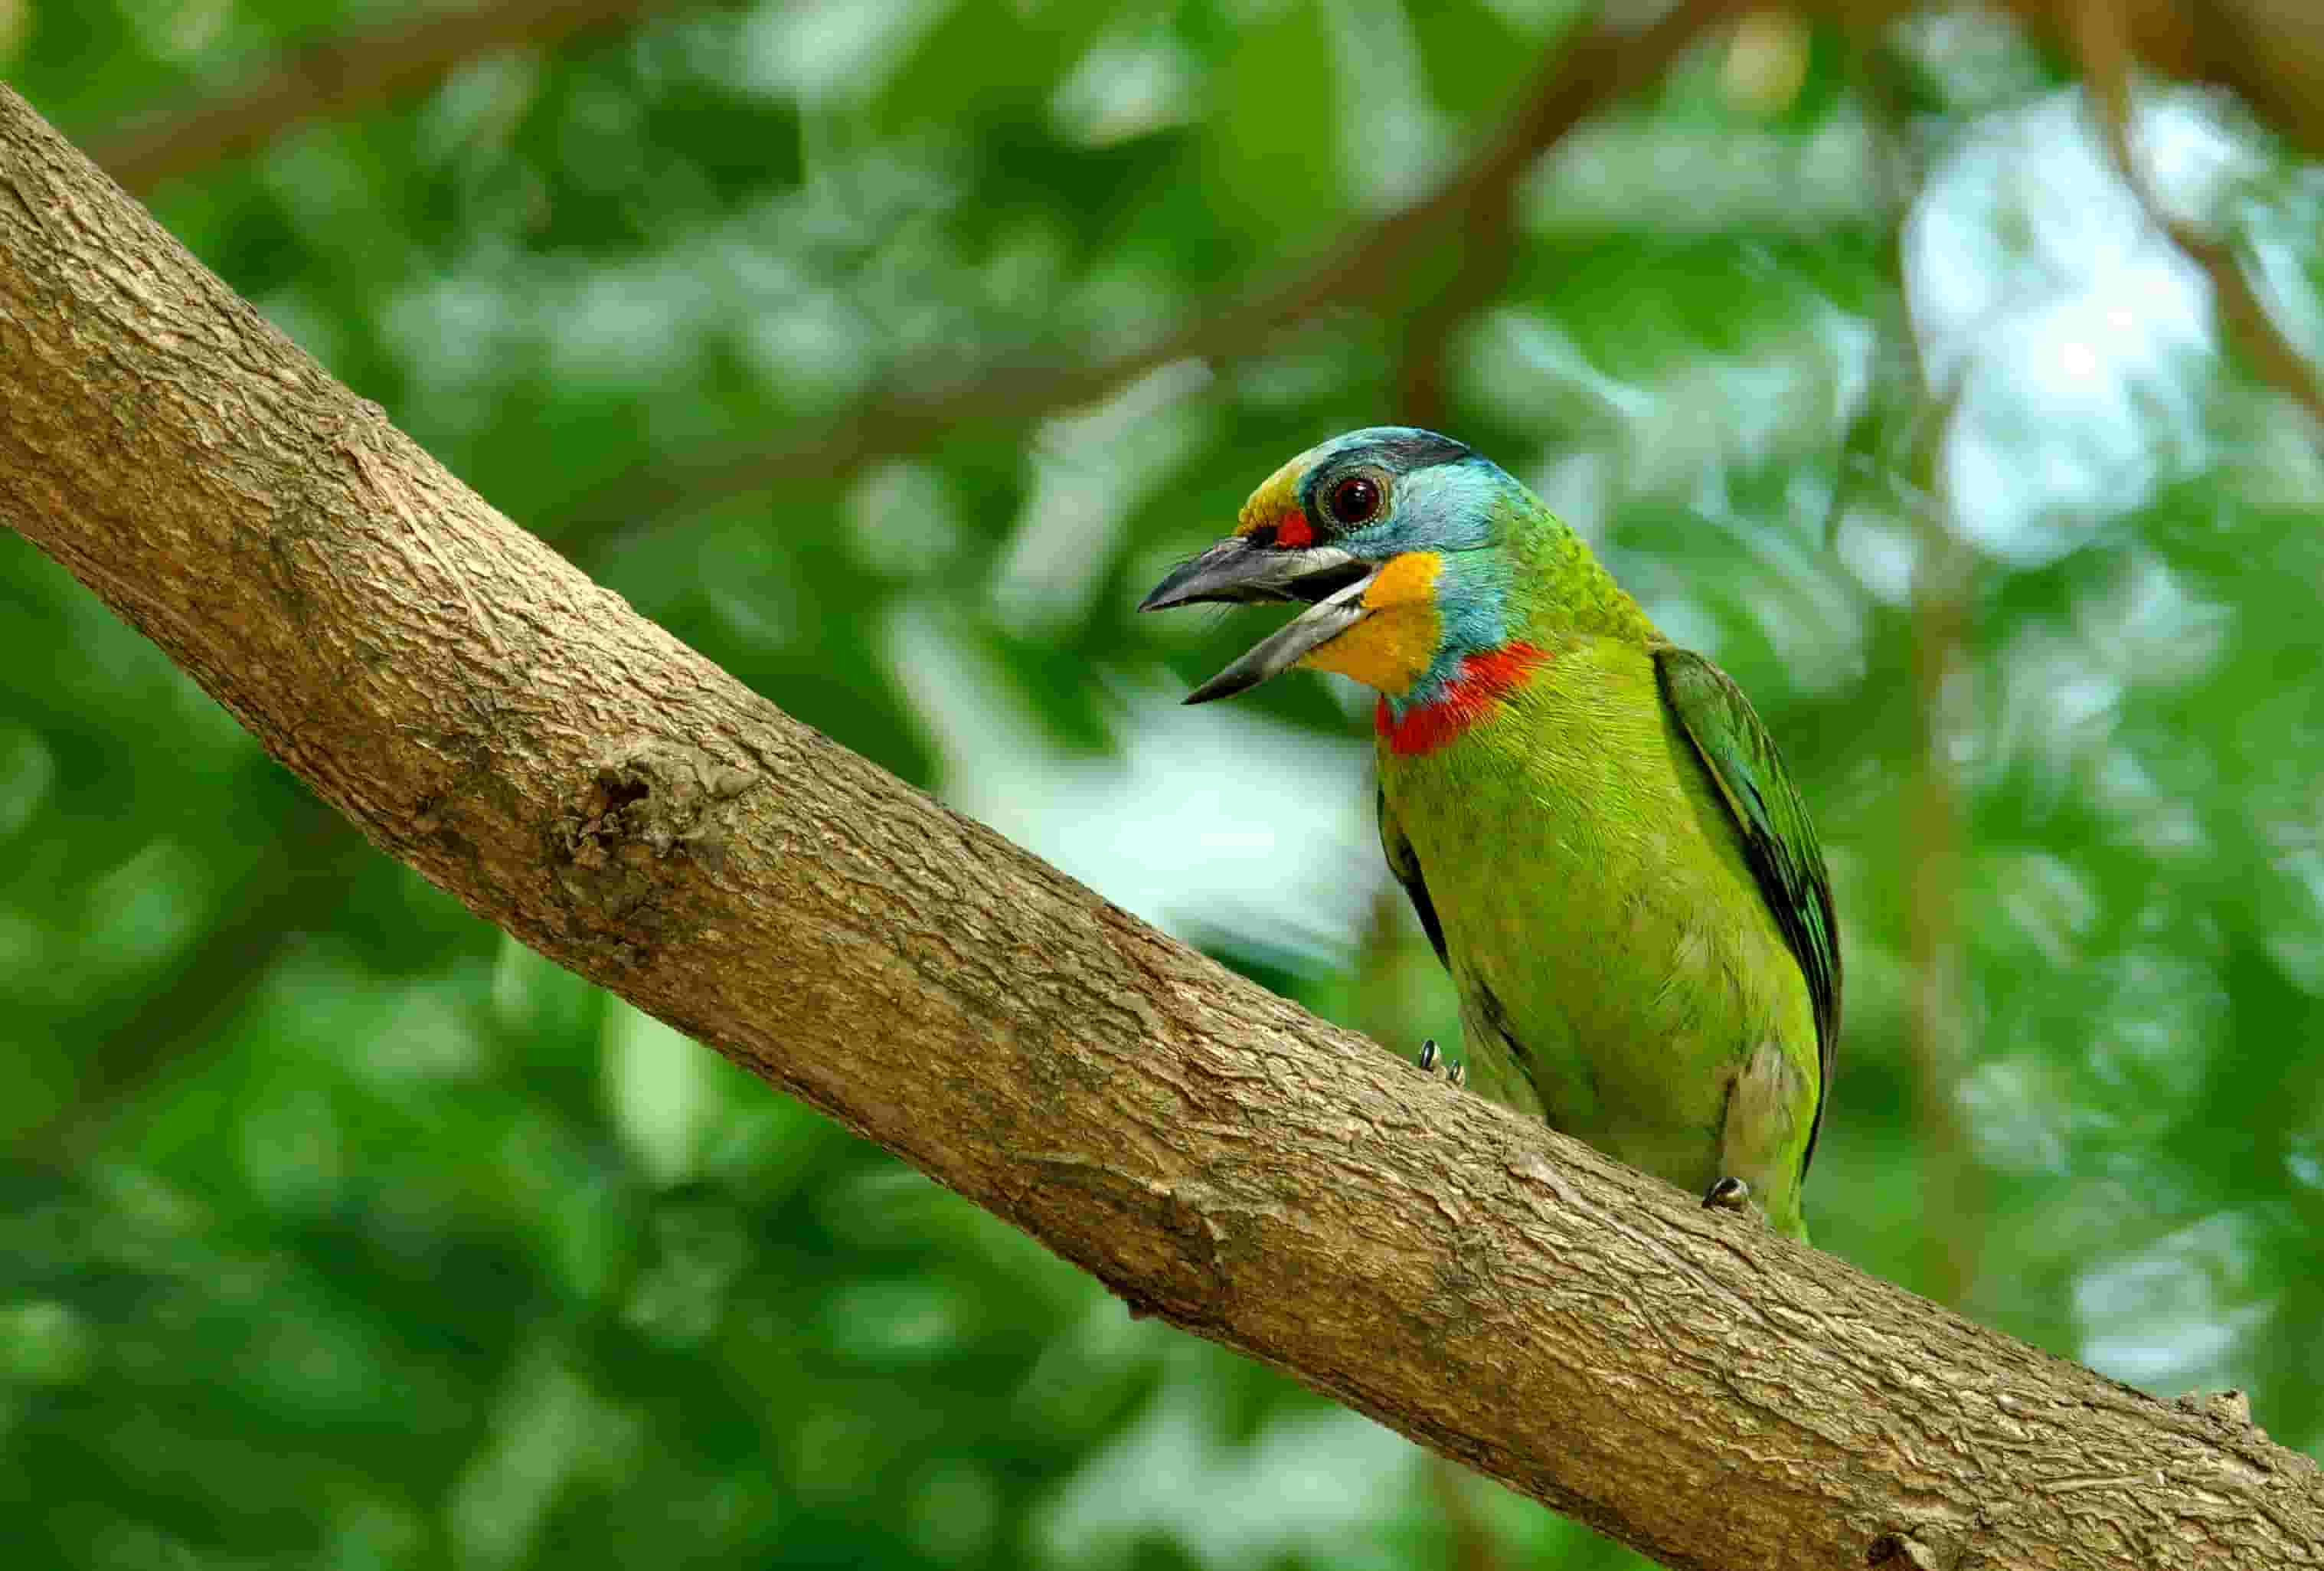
[
  {"x1": 1377, "y1": 782, "x2": 1449, "y2": 971},
  {"x1": 1654, "y1": 646, "x2": 1842, "y2": 1180}
]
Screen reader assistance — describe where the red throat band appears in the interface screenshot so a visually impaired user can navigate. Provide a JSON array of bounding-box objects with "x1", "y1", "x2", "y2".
[{"x1": 1374, "y1": 643, "x2": 1549, "y2": 755}]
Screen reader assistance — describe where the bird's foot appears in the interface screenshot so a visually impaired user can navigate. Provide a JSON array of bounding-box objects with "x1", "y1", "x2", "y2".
[
  {"x1": 1415, "y1": 1038, "x2": 1466, "y2": 1088},
  {"x1": 1701, "y1": 1176, "x2": 1751, "y2": 1213}
]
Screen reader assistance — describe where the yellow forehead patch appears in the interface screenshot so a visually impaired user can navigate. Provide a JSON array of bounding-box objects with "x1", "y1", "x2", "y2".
[
  {"x1": 1296, "y1": 552, "x2": 1444, "y2": 696},
  {"x1": 1235, "y1": 451, "x2": 1309, "y2": 535}
]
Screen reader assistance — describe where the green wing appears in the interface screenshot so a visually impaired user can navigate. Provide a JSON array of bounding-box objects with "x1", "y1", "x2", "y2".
[
  {"x1": 1654, "y1": 646, "x2": 1842, "y2": 1180},
  {"x1": 1378, "y1": 782, "x2": 1449, "y2": 970}
]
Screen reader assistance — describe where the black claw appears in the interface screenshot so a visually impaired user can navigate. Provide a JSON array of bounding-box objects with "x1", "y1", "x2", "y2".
[
  {"x1": 1702, "y1": 1176, "x2": 1751, "y2": 1212},
  {"x1": 1415, "y1": 1039, "x2": 1466, "y2": 1088}
]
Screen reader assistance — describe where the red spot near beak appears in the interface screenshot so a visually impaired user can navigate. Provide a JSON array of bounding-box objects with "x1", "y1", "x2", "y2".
[{"x1": 1276, "y1": 511, "x2": 1314, "y2": 548}]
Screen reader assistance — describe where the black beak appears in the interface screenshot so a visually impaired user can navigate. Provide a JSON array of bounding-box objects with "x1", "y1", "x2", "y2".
[
  {"x1": 1140, "y1": 537, "x2": 1378, "y2": 704},
  {"x1": 1138, "y1": 535, "x2": 1368, "y2": 611}
]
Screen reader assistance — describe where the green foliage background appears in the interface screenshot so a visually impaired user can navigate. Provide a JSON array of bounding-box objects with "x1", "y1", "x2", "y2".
[{"x1": 5, "y1": 2, "x2": 2323, "y2": 1566}]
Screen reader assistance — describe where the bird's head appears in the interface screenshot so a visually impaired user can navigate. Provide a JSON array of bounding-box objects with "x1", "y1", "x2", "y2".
[{"x1": 1139, "y1": 426, "x2": 1521, "y2": 705}]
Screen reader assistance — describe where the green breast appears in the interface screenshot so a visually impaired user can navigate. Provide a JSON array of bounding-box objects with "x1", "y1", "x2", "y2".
[{"x1": 1379, "y1": 637, "x2": 1818, "y2": 1210}]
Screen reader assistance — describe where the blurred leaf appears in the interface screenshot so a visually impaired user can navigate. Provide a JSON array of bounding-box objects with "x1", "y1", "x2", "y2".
[{"x1": 1201, "y1": 0, "x2": 1343, "y2": 243}]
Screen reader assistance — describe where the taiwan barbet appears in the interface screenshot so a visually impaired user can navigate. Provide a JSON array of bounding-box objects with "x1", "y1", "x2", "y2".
[{"x1": 1139, "y1": 428, "x2": 1839, "y2": 1241}]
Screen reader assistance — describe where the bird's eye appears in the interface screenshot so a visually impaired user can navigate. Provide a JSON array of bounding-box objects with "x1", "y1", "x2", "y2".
[{"x1": 1327, "y1": 474, "x2": 1382, "y2": 525}]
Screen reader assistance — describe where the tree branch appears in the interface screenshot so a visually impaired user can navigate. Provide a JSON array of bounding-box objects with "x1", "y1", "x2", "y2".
[
  {"x1": 556, "y1": 0, "x2": 1745, "y2": 545},
  {"x1": 86, "y1": 0, "x2": 682, "y2": 195},
  {"x1": 5, "y1": 82, "x2": 2323, "y2": 1571}
]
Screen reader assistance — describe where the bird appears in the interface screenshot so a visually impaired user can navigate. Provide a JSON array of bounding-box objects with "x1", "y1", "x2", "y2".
[{"x1": 1139, "y1": 427, "x2": 1839, "y2": 1241}]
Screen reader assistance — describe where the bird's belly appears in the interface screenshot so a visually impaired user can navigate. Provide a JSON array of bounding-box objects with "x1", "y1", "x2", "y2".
[
  {"x1": 1381, "y1": 669, "x2": 1813, "y2": 1197},
  {"x1": 1445, "y1": 851, "x2": 1754, "y2": 1190}
]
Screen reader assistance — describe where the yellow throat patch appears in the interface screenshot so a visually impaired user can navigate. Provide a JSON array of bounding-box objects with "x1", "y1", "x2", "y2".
[{"x1": 1297, "y1": 551, "x2": 1443, "y2": 695}]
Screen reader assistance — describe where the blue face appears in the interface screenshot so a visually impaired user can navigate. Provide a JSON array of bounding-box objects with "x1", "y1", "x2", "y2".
[
  {"x1": 1288, "y1": 427, "x2": 1508, "y2": 560},
  {"x1": 1294, "y1": 429, "x2": 1525, "y2": 692},
  {"x1": 1141, "y1": 426, "x2": 1532, "y2": 708}
]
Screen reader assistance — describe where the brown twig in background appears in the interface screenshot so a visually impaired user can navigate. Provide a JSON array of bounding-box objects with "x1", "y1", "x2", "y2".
[
  {"x1": 557, "y1": 0, "x2": 1746, "y2": 546},
  {"x1": 1427, "y1": 1452, "x2": 1509, "y2": 1571},
  {"x1": 2064, "y1": 0, "x2": 2324, "y2": 434},
  {"x1": 1902, "y1": 431, "x2": 1981, "y2": 1312},
  {"x1": 1389, "y1": 178, "x2": 1518, "y2": 432},
  {"x1": 1996, "y1": 0, "x2": 2324, "y2": 162},
  {"x1": 1853, "y1": 25, "x2": 1985, "y2": 1310},
  {"x1": 88, "y1": 0, "x2": 682, "y2": 194}
]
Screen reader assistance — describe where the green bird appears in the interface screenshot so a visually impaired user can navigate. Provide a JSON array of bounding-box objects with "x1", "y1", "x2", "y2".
[{"x1": 1140, "y1": 428, "x2": 1839, "y2": 1241}]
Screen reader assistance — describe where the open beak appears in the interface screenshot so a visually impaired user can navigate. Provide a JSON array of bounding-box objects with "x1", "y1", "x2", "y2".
[{"x1": 1139, "y1": 537, "x2": 1377, "y2": 704}]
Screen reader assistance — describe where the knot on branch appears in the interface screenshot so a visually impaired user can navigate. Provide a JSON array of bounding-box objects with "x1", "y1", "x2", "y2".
[
  {"x1": 551, "y1": 740, "x2": 760, "y2": 951},
  {"x1": 1866, "y1": 1530, "x2": 1946, "y2": 1569},
  {"x1": 2175, "y1": 1386, "x2": 2252, "y2": 1425},
  {"x1": 566, "y1": 741, "x2": 759, "y2": 862},
  {"x1": 2175, "y1": 1386, "x2": 2268, "y2": 1442}
]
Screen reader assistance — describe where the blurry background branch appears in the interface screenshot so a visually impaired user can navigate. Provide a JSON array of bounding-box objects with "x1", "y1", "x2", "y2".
[
  {"x1": 78, "y1": 0, "x2": 2324, "y2": 205},
  {"x1": 554, "y1": 0, "x2": 1746, "y2": 544},
  {"x1": 2059, "y1": 0, "x2": 2324, "y2": 432},
  {"x1": 1386, "y1": 129, "x2": 1520, "y2": 430},
  {"x1": 88, "y1": 0, "x2": 685, "y2": 193},
  {"x1": 1999, "y1": 0, "x2": 2324, "y2": 160},
  {"x1": 1900, "y1": 399, "x2": 1982, "y2": 1312},
  {"x1": 1854, "y1": 27, "x2": 1985, "y2": 1313}
]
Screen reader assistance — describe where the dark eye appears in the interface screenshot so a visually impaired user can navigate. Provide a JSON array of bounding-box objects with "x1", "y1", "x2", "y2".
[{"x1": 1326, "y1": 474, "x2": 1382, "y2": 525}]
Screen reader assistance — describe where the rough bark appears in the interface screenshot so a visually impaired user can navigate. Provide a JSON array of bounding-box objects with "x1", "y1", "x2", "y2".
[{"x1": 2, "y1": 85, "x2": 2320, "y2": 1571}]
